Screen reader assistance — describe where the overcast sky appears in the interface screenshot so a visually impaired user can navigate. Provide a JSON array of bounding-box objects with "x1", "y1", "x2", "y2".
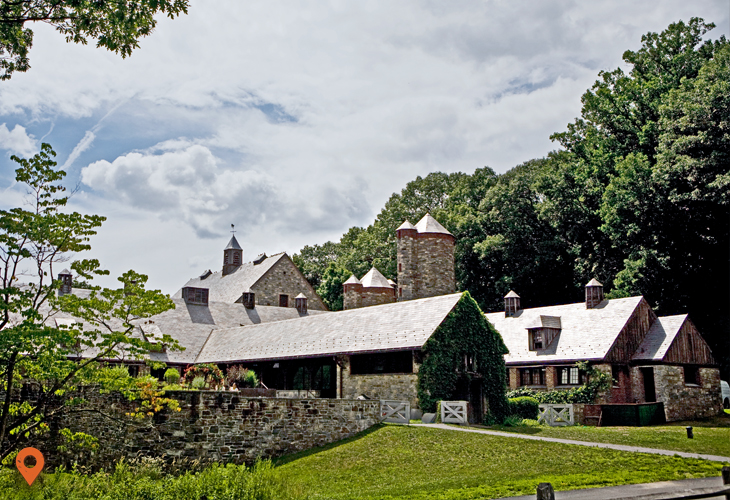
[{"x1": 1, "y1": 1, "x2": 728, "y2": 294}]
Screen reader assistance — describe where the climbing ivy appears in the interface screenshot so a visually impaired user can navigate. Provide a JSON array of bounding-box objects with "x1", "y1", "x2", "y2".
[{"x1": 417, "y1": 291, "x2": 510, "y2": 421}]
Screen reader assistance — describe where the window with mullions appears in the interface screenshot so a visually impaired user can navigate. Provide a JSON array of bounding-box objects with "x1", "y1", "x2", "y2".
[
  {"x1": 183, "y1": 287, "x2": 209, "y2": 305},
  {"x1": 520, "y1": 367, "x2": 545, "y2": 386},
  {"x1": 557, "y1": 366, "x2": 581, "y2": 385}
]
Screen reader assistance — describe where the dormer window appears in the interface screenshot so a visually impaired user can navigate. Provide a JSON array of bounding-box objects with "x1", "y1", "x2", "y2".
[
  {"x1": 527, "y1": 315, "x2": 561, "y2": 351},
  {"x1": 531, "y1": 330, "x2": 543, "y2": 350},
  {"x1": 183, "y1": 287, "x2": 209, "y2": 305}
]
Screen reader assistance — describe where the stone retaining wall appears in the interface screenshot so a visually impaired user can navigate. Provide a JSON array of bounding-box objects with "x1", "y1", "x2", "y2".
[{"x1": 20, "y1": 389, "x2": 380, "y2": 468}]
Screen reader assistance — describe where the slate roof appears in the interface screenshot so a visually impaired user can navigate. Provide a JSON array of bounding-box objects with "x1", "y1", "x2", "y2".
[
  {"x1": 397, "y1": 220, "x2": 416, "y2": 231},
  {"x1": 360, "y1": 267, "x2": 392, "y2": 288},
  {"x1": 632, "y1": 314, "x2": 688, "y2": 361},
  {"x1": 415, "y1": 213, "x2": 453, "y2": 236},
  {"x1": 174, "y1": 252, "x2": 287, "y2": 303},
  {"x1": 224, "y1": 235, "x2": 242, "y2": 250},
  {"x1": 486, "y1": 296, "x2": 645, "y2": 364},
  {"x1": 195, "y1": 293, "x2": 463, "y2": 363},
  {"x1": 344, "y1": 275, "x2": 361, "y2": 285}
]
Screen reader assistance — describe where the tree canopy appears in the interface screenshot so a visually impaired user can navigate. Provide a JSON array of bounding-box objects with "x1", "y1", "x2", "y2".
[
  {"x1": 0, "y1": 0, "x2": 189, "y2": 80},
  {"x1": 0, "y1": 144, "x2": 179, "y2": 460},
  {"x1": 293, "y1": 18, "x2": 730, "y2": 379}
]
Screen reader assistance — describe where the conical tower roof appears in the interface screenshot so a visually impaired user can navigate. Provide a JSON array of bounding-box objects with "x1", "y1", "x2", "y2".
[
  {"x1": 586, "y1": 278, "x2": 603, "y2": 287},
  {"x1": 225, "y1": 235, "x2": 242, "y2": 250},
  {"x1": 415, "y1": 213, "x2": 453, "y2": 236},
  {"x1": 360, "y1": 267, "x2": 392, "y2": 288},
  {"x1": 397, "y1": 220, "x2": 416, "y2": 231},
  {"x1": 344, "y1": 274, "x2": 361, "y2": 285}
]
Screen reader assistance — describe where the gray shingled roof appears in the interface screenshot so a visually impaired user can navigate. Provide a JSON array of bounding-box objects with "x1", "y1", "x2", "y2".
[
  {"x1": 632, "y1": 314, "x2": 687, "y2": 361},
  {"x1": 174, "y1": 252, "x2": 287, "y2": 303},
  {"x1": 195, "y1": 293, "x2": 463, "y2": 363},
  {"x1": 397, "y1": 220, "x2": 415, "y2": 230},
  {"x1": 486, "y1": 296, "x2": 644, "y2": 364},
  {"x1": 415, "y1": 213, "x2": 453, "y2": 236},
  {"x1": 344, "y1": 275, "x2": 361, "y2": 285},
  {"x1": 360, "y1": 267, "x2": 391, "y2": 288},
  {"x1": 224, "y1": 235, "x2": 242, "y2": 250}
]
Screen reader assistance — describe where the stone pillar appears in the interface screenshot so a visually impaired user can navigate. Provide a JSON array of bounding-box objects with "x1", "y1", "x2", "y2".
[
  {"x1": 396, "y1": 222, "x2": 418, "y2": 301},
  {"x1": 545, "y1": 366, "x2": 557, "y2": 390},
  {"x1": 508, "y1": 368, "x2": 519, "y2": 390}
]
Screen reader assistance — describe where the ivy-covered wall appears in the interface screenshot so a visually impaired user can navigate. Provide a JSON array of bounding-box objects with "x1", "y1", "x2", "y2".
[{"x1": 417, "y1": 291, "x2": 509, "y2": 420}]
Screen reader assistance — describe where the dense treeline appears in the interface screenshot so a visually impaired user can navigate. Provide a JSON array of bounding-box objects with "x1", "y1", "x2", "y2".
[{"x1": 293, "y1": 19, "x2": 730, "y2": 377}]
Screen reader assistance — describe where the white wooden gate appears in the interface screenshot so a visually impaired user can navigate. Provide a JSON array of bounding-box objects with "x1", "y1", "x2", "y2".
[
  {"x1": 538, "y1": 404, "x2": 574, "y2": 426},
  {"x1": 441, "y1": 400, "x2": 468, "y2": 424},
  {"x1": 380, "y1": 400, "x2": 410, "y2": 424}
]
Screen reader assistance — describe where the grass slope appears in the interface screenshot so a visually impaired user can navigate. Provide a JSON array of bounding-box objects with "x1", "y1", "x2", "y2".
[{"x1": 275, "y1": 424, "x2": 723, "y2": 500}]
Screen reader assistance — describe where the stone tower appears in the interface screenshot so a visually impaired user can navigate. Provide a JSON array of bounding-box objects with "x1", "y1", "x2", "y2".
[
  {"x1": 222, "y1": 235, "x2": 243, "y2": 276},
  {"x1": 396, "y1": 213, "x2": 455, "y2": 301},
  {"x1": 343, "y1": 275, "x2": 363, "y2": 310}
]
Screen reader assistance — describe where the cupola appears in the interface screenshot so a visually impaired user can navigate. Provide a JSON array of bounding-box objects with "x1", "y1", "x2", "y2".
[
  {"x1": 295, "y1": 293, "x2": 308, "y2": 314},
  {"x1": 504, "y1": 290, "x2": 520, "y2": 317},
  {"x1": 585, "y1": 278, "x2": 604, "y2": 309},
  {"x1": 242, "y1": 288, "x2": 255, "y2": 309},
  {"x1": 58, "y1": 269, "x2": 73, "y2": 296},
  {"x1": 223, "y1": 234, "x2": 243, "y2": 276}
]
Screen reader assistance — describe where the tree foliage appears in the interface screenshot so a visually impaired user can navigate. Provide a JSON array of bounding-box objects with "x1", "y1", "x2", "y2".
[
  {"x1": 0, "y1": 144, "x2": 178, "y2": 460},
  {"x1": 417, "y1": 292, "x2": 509, "y2": 421},
  {"x1": 0, "y1": 0, "x2": 189, "y2": 80}
]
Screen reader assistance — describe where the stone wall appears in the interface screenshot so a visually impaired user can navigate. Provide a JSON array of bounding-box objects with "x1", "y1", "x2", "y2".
[
  {"x1": 396, "y1": 227, "x2": 418, "y2": 301},
  {"x1": 30, "y1": 389, "x2": 380, "y2": 468},
  {"x1": 361, "y1": 287, "x2": 396, "y2": 308},
  {"x1": 343, "y1": 282, "x2": 362, "y2": 310},
  {"x1": 338, "y1": 354, "x2": 420, "y2": 408},
  {"x1": 415, "y1": 233, "x2": 455, "y2": 299},
  {"x1": 252, "y1": 256, "x2": 327, "y2": 311},
  {"x1": 652, "y1": 365, "x2": 721, "y2": 421}
]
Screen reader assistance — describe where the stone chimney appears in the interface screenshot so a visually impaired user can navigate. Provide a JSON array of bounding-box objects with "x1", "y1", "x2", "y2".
[
  {"x1": 58, "y1": 269, "x2": 73, "y2": 296},
  {"x1": 295, "y1": 293, "x2": 308, "y2": 314},
  {"x1": 504, "y1": 290, "x2": 520, "y2": 317},
  {"x1": 242, "y1": 289, "x2": 255, "y2": 309},
  {"x1": 585, "y1": 278, "x2": 604, "y2": 309},
  {"x1": 343, "y1": 275, "x2": 363, "y2": 310},
  {"x1": 223, "y1": 235, "x2": 243, "y2": 276}
]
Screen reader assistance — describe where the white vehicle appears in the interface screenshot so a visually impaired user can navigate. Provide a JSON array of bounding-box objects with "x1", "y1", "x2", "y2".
[{"x1": 722, "y1": 380, "x2": 730, "y2": 410}]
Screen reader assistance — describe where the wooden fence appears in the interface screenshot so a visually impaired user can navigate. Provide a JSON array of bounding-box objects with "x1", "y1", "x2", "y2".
[
  {"x1": 441, "y1": 401, "x2": 468, "y2": 425},
  {"x1": 380, "y1": 400, "x2": 410, "y2": 424},
  {"x1": 538, "y1": 404, "x2": 574, "y2": 426}
]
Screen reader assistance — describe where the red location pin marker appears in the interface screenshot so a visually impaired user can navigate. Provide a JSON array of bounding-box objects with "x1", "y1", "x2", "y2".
[{"x1": 16, "y1": 447, "x2": 44, "y2": 486}]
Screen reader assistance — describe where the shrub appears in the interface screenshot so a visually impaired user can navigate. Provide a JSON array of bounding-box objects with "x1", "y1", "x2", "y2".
[
  {"x1": 508, "y1": 397, "x2": 539, "y2": 420},
  {"x1": 226, "y1": 365, "x2": 259, "y2": 388},
  {"x1": 191, "y1": 376, "x2": 206, "y2": 389},
  {"x1": 164, "y1": 368, "x2": 180, "y2": 385},
  {"x1": 502, "y1": 415, "x2": 524, "y2": 427},
  {"x1": 505, "y1": 362, "x2": 612, "y2": 404},
  {"x1": 183, "y1": 363, "x2": 224, "y2": 388}
]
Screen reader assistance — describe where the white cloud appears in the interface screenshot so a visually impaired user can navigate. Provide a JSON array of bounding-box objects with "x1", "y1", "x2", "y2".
[{"x1": 0, "y1": 124, "x2": 37, "y2": 157}]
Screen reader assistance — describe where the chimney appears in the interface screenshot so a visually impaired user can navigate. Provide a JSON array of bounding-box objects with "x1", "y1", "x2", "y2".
[
  {"x1": 223, "y1": 235, "x2": 243, "y2": 276},
  {"x1": 242, "y1": 289, "x2": 255, "y2": 309},
  {"x1": 504, "y1": 290, "x2": 520, "y2": 317},
  {"x1": 58, "y1": 269, "x2": 73, "y2": 296},
  {"x1": 295, "y1": 293, "x2": 308, "y2": 314},
  {"x1": 585, "y1": 279, "x2": 604, "y2": 309}
]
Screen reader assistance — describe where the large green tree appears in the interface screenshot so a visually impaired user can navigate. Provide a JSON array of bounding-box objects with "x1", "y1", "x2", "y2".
[
  {"x1": 0, "y1": 0, "x2": 189, "y2": 80},
  {"x1": 0, "y1": 144, "x2": 178, "y2": 460}
]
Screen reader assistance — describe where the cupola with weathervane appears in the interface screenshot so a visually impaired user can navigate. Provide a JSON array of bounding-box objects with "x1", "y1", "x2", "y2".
[{"x1": 223, "y1": 225, "x2": 243, "y2": 276}]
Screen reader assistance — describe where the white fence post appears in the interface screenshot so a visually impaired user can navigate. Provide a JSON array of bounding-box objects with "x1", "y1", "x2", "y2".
[
  {"x1": 380, "y1": 400, "x2": 411, "y2": 424},
  {"x1": 441, "y1": 400, "x2": 468, "y2": 424},
  {"x1": 538, "y1": 404, "x2": 574, "y2": 426}
]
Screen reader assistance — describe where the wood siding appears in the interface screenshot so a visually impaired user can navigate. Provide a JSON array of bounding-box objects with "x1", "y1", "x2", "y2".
[
  {"x1": 663, "y1": 318, "x2": 716, "y2": 365},
  {"x1": 605, "y1": 298, "x2": 656, "y2": 363}
]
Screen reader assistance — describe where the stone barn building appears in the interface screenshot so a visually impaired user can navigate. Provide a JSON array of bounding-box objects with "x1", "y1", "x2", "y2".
[{"x1": 487, "y1": 280, "x2": 722, "y2": 421}]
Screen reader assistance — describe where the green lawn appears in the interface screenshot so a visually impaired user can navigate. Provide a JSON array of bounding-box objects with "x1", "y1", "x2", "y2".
[
  {"x1": 486, "y1": 416, "x2": 730, "y2": 458},
  {"x1": 274, "y1": 424, "x2": 724, "y2": 500}
]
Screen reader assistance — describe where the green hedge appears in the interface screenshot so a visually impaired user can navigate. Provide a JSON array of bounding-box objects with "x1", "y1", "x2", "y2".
[{"x1": 507, "y1": 397, "x2": 539, "y2": 420}]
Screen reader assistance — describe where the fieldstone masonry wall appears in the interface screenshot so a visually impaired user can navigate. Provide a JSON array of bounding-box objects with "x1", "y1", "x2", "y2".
[
  {"x1": 416, "y1": 234, "x2": 456, "y2": 299},
  {"x1": 252, "y1": 257, "x2": 327, "y2": 310},
  {"x1": 338, "y1": 355, "x2": 420, "y2": 408},
  {"x1": 652, "y1": 366, "x2": 721, "y2": 421},
  {"x1": 23, "y1": 389, "x2": 380, "y2": 468}
]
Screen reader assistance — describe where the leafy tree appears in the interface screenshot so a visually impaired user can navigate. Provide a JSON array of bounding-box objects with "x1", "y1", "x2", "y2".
[
  {"x1": 292, "y1": 241, "x2": 342, "y2": 289},
  {"x1": 0, "y1": 144, "x2": 178, "y2": 460},
  {"x1": 315, "y1": 262, "x2": 351, "y2": 311},
  {"x1": 0, "y1": 0, "x2": 189, "y2": 80}
]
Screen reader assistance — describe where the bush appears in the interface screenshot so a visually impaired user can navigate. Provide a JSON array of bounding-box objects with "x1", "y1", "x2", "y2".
[
  {"x1": 191, "y1": 376, "x2": 206, "y2": 389},
  {"x1": 508, "y1": 397, "x2": 539, "y2": 420},
  {"x1": 502, "y1": 415, "x2": 524, "y2": 427},
  {"x1": 164, "y1": 368, "x2": 180, "y2": 385},
  {"x1": 183, "y1": 363, "x2": 224, "y2": 388},
  {"x1": 225, "y1": 365, "x2": 259, "y2": 388},
  {"x1": 505, "y1": 362, "x2": 612, "y2": 404}
]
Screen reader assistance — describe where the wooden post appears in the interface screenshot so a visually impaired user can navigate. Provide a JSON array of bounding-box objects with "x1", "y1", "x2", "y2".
[
  {"x1": 722, "y1": 466, "x2": 730, "y2": 500},
  {"x1": 536, "y1": 482, "x2": 555, "y2": 500}
]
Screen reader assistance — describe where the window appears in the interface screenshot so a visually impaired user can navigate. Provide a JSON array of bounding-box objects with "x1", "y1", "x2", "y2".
[
  {"x1": 183, "y1": 287, "x2": 209, "y2": 305},
  {"x1": 464, "y1": 354, "x2": 477, "y2": 372},
  {"x1": 279, "y1": 294, "x2": 289, "y2": 307},
  {"x1": 558, "y1": 367, "x2": 580, "y2": 385},
  {"x1": 399, "y1": 263, "x2": 402, "y2": 272},
  {"x1": 684, "y1": 365, "x2": 700, "y2": 386},
  {"x1": 532, "y1": 330, "x2": 543, "y2": 350},
  {"x1": 350, "y1": 351, "x2": 413, "y2": 375},
  {"x1": 520, "y1": 367, "x2": 545, "y2": 386}
]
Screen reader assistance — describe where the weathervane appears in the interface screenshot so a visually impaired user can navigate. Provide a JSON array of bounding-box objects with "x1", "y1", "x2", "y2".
[{"x1": 231, "y1": 224, "x2": 236, "y2": 234}]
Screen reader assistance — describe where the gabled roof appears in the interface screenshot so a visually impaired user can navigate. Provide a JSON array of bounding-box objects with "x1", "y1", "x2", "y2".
[
  {"x1": 360, "y1": 267, "x2": 392, "y2": 288},
  {"x1": 486, "y1": 296, "x2": 644, "y2": 364},
  {"x1": 195, "y1": 293, "x2": 463, "y2": 363},
  {"x1": 174, "y1": 252, "x2": 287, "y2": 303},
  {"x1": 415, "y1": 213, "x2": 453, "y2": 236},
  {"x1": 632, "y1": 314, "x2": 687, "y2": 361},
  {"x1": 224, "y1": 235, "x2": 242, "y2": 250}
]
